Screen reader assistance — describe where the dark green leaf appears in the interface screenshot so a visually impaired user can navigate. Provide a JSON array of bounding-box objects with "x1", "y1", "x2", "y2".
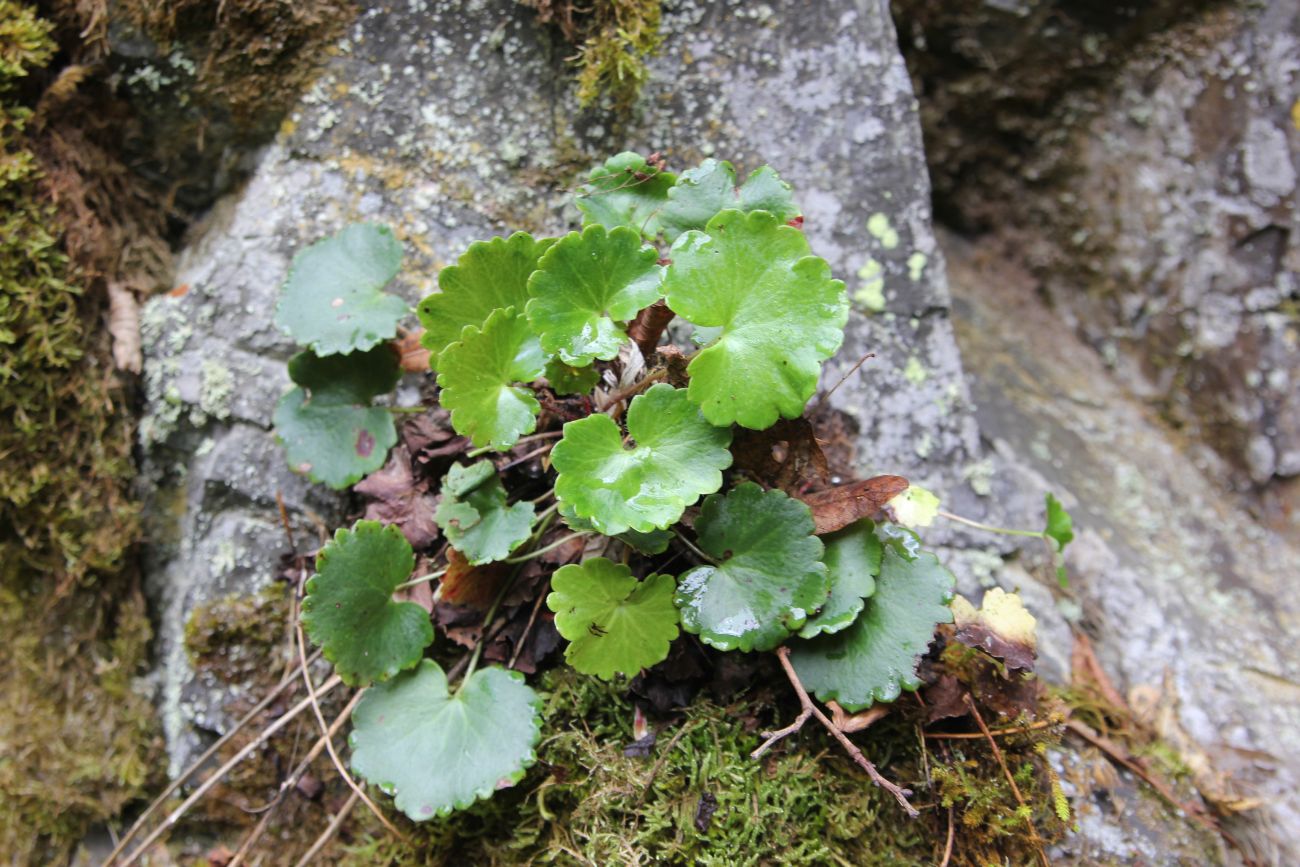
[
  {"x1": 273, "y1": 346, "x2": 400, "y2": 489},
  {"x1": 674, "y1": 483, "x2": 829, "y2": 652},
  {"x1": 545, "y1": 358, "x2": 601, "y2": 396},
  {"x1": 790, "y1": 547, "x2": 955, "y2": 711},
  {"x1": 301, "y1": 521, "x2": 431, "y2": 686},
  {"x1": 798, "y1": 519, "x2": 882, "y2": 639}
]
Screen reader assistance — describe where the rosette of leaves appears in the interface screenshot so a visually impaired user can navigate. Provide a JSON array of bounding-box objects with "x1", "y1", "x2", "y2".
[
  {"x1": 350, "y1": 660, "x2": 541, "y2": 820},
  {"x1": 674, "y1": 483, "x2": 830, "y2": 652},
  {"x1": 526, "y1": 224, "x2": 663, "y2": 365},
  {"x1": 551, "y1": 383, "x2": 732, "y2": 535},
  {"x1": 574, "y1": 151, "x2": 677, "y2": 240},
  {"x1": 546, "y1": 558, "x2": 679, "y2": 679},
  {"x1": 417, "y1": 232, "x2": 554, "y2": 365},
  {"x1": 433, "y1": 461, "x2": 534, "y2": 565},
  {"x1": 660, "y1": 159, "x2": 800, "y2": 241},
  {"x1": 274, "y1": 223, "x2": 408, "y2": 356},
  {"x1": 273, "y1": 345, "x2": 401, "y2": 489},
  {"x1": 790, "y1": 546, "x2": 955, "y2": 710},
  {"x1": 436, "y1": 307, "x2": 546, "y2": 450},
  {"x1": 663, "y1": 209, "x2": 848, "y2": 429},
  {"x1": 300, "y1": 521, "x2": 432, "y2": 686}
]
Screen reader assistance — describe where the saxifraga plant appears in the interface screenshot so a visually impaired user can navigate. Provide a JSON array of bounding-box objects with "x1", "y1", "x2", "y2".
[{"x1": 266, "y1": 151, "x2": 1076, "y2": 823}]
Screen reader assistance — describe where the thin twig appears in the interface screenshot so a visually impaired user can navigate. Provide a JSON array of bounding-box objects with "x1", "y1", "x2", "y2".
[
  {"x1": 295, "y1": 619, "x2": 403, "y2": 839},
  {"x1": 750, "y1": 697, "x2": 814, "y2": 760},
  {"x1": 227, "y1": 690, "x2": 364, "y2": 867},
  {"x1": 294, "y1": 790, "x2": 361, "y2": 867},
  {"x1": 636, "y1": 725, "x2": 692, "y2": 807},
  {"x1": 966, "y1": 694, "x2": 1049, "y2": 867},
  {"x1": 508, "y1": 580, "x2": 551, "y2": 670},
  {"x1": 810, "y1": 351, "x2": 875, "y2": 415},
  {"x1": 503, "y1": 532, "x2": 590, "y2": 563},
  {"x1": 105, "y1": 655, "x2": 317, "y2": 865},
  {"x1": 499, "y1": 442, "x2": 555, "y2": 472},
  {"x1": 118, "y1": 676, "x2": 342, "y2": 866},
  {"x1": 924, "y1": 719, "x2": 1060, "y2": 740},
  {"x1": 466, "y1": 431, "x2": 562, "y2": 458},
  {"x1": 672, "y1": 531, "x2": 718, "y2": 566},
  {"x1": 939, "y1": 806, "x2": 955, "y2": 867},
  {"x1": 598, "y1": 368, "x2": 666, "y2": 413},
  {"x1": 767, "y1": 648, "x2": 918, "y2": 816}
]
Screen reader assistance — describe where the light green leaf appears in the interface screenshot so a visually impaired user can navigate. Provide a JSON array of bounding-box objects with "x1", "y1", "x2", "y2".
[
  {"x1": 552, "y1": 383, "x2": 732, "y2": 535},
  {"x1": 273, "y1": 346, "x2": 400, "y2": 489},
  {"x1": 526, "y1": 225, "x2": 662, "y2": 365},
  {"x1": 661, "y1": 160, "x2": 800, "y2": 241},
  {"x1": 545, "y1": 358, "x2": 601, "y2": 396},
  {"x1": 798, "y1": 519, "x2": 882, "y2": 639},
  {"x1": 274, "y1": 223, "x2": 407, "y2": 356},
  {"x1": 558, "y1": 502, "x2": 672, "y2": 554},
  {"x1": 674, "y1": 483, "x2": 829, "y2": 652},
  {"x1": 546, "y1": 559, "x2": 679, "y2": 679},
  {"x1": 575, "y1": 151, "x2": 677, "y2": 240},
  {"x1": 417, "y1": 232, "x2": 554, "y2": 365},
  {"x1": 663, "y1": 210, "x2": 848, "y2": 429},
  {"x1": 790, "y1": 547, "x2": 955, "y2": 711},
  {"x1": 1045, "y1": 492, "x2": 1075, "y2": 587},
  {"x1": 886, "y1": 484, "x2": 940, "y2": 528},
  {"x1": 301, "y1": 521, "x2": 431, "y2": 687},
  {"x1": 350, "y1": 660, "x2": 541, "y2": 820},
  {"x1": 1044, "y1": 493, "x2": 1074, "y2": 551},
  {"x1": 436, "y1": 307, "x2": 545, "y2": 451},
  {"x1": 434, "y1": 461, "x2": 534, "y2": 565}
]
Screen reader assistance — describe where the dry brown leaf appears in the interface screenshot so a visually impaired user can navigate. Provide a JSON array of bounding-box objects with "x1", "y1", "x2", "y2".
[{"x1": 799, "y1": 474, "x2": 909, "y2": 534}]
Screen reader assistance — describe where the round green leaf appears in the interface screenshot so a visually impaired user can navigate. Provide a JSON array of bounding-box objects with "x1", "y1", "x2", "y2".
[
  {"x1": 660, "y1": 160, "x2": 800, "y2": 241},
  {"x1": 274, "y1": 223, "x2": 407, "y2": 356},
  {"x1": 417, "y1": 232, "x2": 554, "y2": 365},
  {"x1": 552, "y1": 383, "x2": 732, "y2": 535},
  {"x1": 526, "y1": 225, "x2": 663, "y2": 366},
  {"x1": 273, "y1": 346, "x2": 400, "y2": 489},
  {"x1": 797, "y1": 519, "x2": 882, "y2": 639},
  {"x1": 545, "y1": 358, "x2": 601, "y2": 396},
  {"x1": 433, "y1": 461, "x2": 535, "y2": 564},
  {"x1": 558, "y1": 502, "x2": 673, "y2": 554},
  {"x1": 301, "y1": 521, "x2": 432, "y2": 687},
  {"x1": 674, "y1": 483, "x2": 829, "y2": 652},
  {"x1": 789, "y1": 546, "x2": 955, "y2": 711},
  {"x1": 436, "y1": 307, "x2": 545, "y2": 451},
  {"x1": 546, "y1": 558, "x2": 679, "y2": 679},
  {"x1": 575, "y1": 151, "x2": 677, "y2": 240},
  {"x1": 350, "y1": 660, "x2": 541, "y2": 820},
  {"x1": 663, "y1": 209, "x2": 848, "y2": 429}
]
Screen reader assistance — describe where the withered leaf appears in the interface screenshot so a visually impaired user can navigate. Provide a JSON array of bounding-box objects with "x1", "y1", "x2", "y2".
[
  {"x1": 923, "y1": 674, "x2": 969, "y2": 724},
  {"x1": 799, "y1": 475, "x2": 908, "y2": 534},
  {"x1": 438, "y1": 548, "x2": 510, "y2": 610},
  {"x1": 354, "y1": 445, "x2": 440, "y2": 548},
  {"x1": 951, "y1": 589, "x2": 1037, "y2": 672}
]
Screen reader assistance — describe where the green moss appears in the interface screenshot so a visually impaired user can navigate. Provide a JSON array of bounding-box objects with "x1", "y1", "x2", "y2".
[
  {"x1": 522, "y1": 0, "x2": 663, "y2": 110},
  {"x1": 185, "y1": 587, "x2": 293, "y2": 690},
  {"x1": 0, "y1": 5, "x2": 162, "y2": 859}
]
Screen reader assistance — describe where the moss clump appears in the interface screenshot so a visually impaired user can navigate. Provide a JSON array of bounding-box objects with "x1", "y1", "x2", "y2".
[
  {"x1": 521, "y1": 0, "x2": 662, "y2": 110},
  {"x1": 341, "y1": 670, "x2": 931, "y2": 866},
  {"x1": 0, "y1": 4, "x2": 162, "y2": 859},
  {"x1": 186, "y1": 587, "x2": 294, "y2": 692}
]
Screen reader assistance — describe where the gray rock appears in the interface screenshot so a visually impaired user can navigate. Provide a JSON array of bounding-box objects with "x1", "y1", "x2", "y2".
[{"x1": 947, "y1": 229, "x2": 1300, "y2": 864}]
